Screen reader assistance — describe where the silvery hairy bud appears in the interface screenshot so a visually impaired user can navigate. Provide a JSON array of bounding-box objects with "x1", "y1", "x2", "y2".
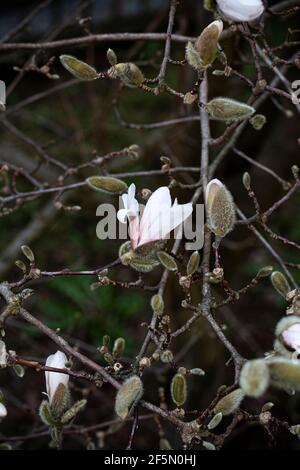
[
  {"x1": 60, "y1": 55, "x2": 99, "y2": 81},
  {"x1": 250, "y1": 114, "x2": 267, "y2": 131},
  {"x1": 86, "y1": 176, "x2": 128, "y2": 194},
  {"x1": 115, "y1": 375, "x2": 143, "y2": 420},
  {"x1": 267, "y1": 357, "x2": 300, "y2": 393},
  {"x1": 271, "y1": 271, "x2": 291, "y2": 299},
  {"x1": 205, "y1": 179, "x2": 236, "y2": 237},
  {"x1": 171, "y1": 373, "x2": 187, "y2": 407},
  {"x1": 205, "y1": 97, "x2": 255, "y2": 122},
  {"x1": 186, "y1": 20, "x2": 223, "y2": 72},
  {"x1": 118, "y1": 241, "x2": 160, "y2": 273},
  {"x1": 107, "y1": 63, "x2": 144, "y2": 88},
  {"x1": 239, "y1": 359, "x2": 270, "y2": 398},
  {"x1": 106, "y1": 48, "x2": 118, "y2": 66},
  {"x1": 214, "y1": 388, "x2": 245, "y2": 415}
]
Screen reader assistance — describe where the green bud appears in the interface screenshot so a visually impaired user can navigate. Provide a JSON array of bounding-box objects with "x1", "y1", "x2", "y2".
[
  {"x1": 61, "y1": 399, "x2": 87, "y2": 425},
  {"x1": 205, "y1": 98, "x2": 255, "y2": 122},
  {"x1": 261, "y1": 402, "x2": 274, "y2": 412},
  {"x1": 206, "y1": 179, "x2": 236, "y2": 238},
  {"x1": 160, "y1": 350, "x2": 174, "y2": 364},
  {"x1": 250, "y1": 114, "x2": 267, "y2": 130},
  {"x1": 15, "y1": 260, "x2": 27, "y2": 273},
  {"x1": 150, "y1": 294, "x2": 164, "y2": 315},
  {"x1": 202, "y1": 441, "x2": 216, "y2": 450},
  {"x1": 187, "y1": 251, "x2": 200, "y2": 276},
  {"x1": 185, "y1": 42, "x2": 205, "y2": 72},
  {"x1": 127, "y1": 144, "x2": 141, "y2": 160},
  {"x1": 292, "y1": 165, "x2": 299, "y2": 179},
  {"x1": 13, "y1": 364, "x2": 25, "y2": 378},
  {"x1": 242, "y1": 172, "x2": 251, "y2": 191},
  {"x1": 190, "y1": 368, "x2": 205, "y2": 377},
  {"x1": 257, "y1": 266, "x2": 273, "y2": 278},
  {"x1": 214, "y1": 389, "x2": 244, "y2": 416},
  {"x1": 39, "y1": 400, "x2": 55, "y2": 426},
  {"x1": 271, "y1": 271, "x2": 291, "y2": 299},
  {"x1": 239, "y1": 359, "x2": 270, "y2": 398},
  {"x1": 60, "y1": 55, "x2": 99, "y2": 81},
  {"x1": 159, "y1": 438, "x2": 172, "y2": 450},
  {"x1": 86, "y1": 176, "x2": 128, "y2": 194},
  {"x1": 171, "y1": 373, "x2": 187, "y2": 407},
  {"x1": 112, "y1": 338, "x2": 125, "y2": 359},
  {"x1": 203, "y1": 0, "x2": 216, "y2": 11},
  {"x1": 21, "y1": 245, "x2": 35, "y2": 262},
  {"x1": 102, "y1": 335, "x2": 110, "y2": 347},
  {"x1": 106, "y1": 48, "x2": 117, "y2": 66},
  {"x1": 157, "y1": 251, "x2": 177, "y2": 272},
  {"x1": 115, "y1": 375, "x2": 144, "y2": 420},
  {"x1": 107, "y1": 63, "x2": 144, "y2": 88},
  {"x1": 207, "y1": 412, "x2": 223, "y2": 430}
]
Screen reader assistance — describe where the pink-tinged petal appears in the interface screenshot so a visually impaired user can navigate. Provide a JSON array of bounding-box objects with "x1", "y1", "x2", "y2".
[
  {"x1": 117, "y1": 184, "x2": 139, "y2": 223},
  {"x1": 282, "y1": 324, "x2": 300, "y2": 352},
  {"x1": 205, "y1": 178, "x2": 223, "y2": 206}
]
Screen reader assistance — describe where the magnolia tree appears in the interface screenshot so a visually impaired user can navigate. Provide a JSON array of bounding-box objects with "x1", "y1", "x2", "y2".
[{"x1": 0, "y1": 0, "x2": 300, "y2": 450}]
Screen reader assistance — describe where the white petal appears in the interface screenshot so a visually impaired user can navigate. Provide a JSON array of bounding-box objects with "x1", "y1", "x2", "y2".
[
  {"x1": 216, "y1": 0, "x2": 264, "y2": 22},
  {"x1": 0, "y1": 402, "x2": 7, "y2": 418},
  {"x1": 45, "y1": 351, "x2": 69, "y2": 403},
  {"x1": 117, "y1": 184, "x2": 139, "y2": 223}
]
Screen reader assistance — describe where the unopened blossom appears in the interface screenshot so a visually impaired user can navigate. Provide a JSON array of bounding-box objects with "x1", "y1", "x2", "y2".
[
  {"x1": 282, "y1": 324, "x2": 300, "y2": 353},
  {"x1": 45, "y1": 351, "x2": 69, "y2": 404},
  {"x1": 0, "y1": 402, "x2": 7, "y2": 418},
  {"x1": 216, "y1": 0, "x2": 264, "y2": 22},
  {"x1": 117, "y1": 184, "x2": 193, "y2": 250},
  {"x1": 205, "y1": 178, "x2": 236, "y2": 237}
]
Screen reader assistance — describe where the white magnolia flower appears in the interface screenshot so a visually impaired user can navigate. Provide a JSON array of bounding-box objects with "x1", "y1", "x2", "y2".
[
  {"x1": 216, "y1": 0, "x2": 264, "y2": 22},
  {"x1": 282, "y1": 324, "x2": 300, "y2": 353},
  {"x1": 0, "y1": 402, "x2": 7, "y2": 418},
  {"x1": 205, "y1": 178, "x2": 224, "y2": 208},
  {"x1": 45, "y1": 351, "x2": 69, "y2": 404},
  {"x1": 117, "y1": 184, "x2": 193, "y2": 250}
]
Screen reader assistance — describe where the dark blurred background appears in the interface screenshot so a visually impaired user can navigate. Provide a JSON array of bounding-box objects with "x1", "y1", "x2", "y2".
[{"x1": 0, "y1": 0, "x2": 300, "y2": 450}]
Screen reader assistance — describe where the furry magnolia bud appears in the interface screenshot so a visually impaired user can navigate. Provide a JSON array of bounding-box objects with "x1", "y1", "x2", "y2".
[
  {"x1": 214, "y1": 388, "x2": 244, "y2": 416},
  {"x1": 205, "y1": 179, "x2": 236, "y2": 237},
  {"x1": 239, "y1": 359, "x2": 270, "y2": 398},
  {"x1": 86, "y1": 176, "x2": 128, "y2": 194},
  {"x1": 268, "y1": 358, "x2": 300, "y2": 392},
  {"x1": 157, "y1": 251, "x2": 177, "y2": 271},
  {"x1": 195, "y1": 20, "x2": 223, "y2": 67},
  {"x1": 205, "y1": 97, "x2": 255, "y2": 122},
  {"x1": 112, "y1": 337, "x2": 125, "y2": 358},
  {"x1": 208, "y1": 412, "x2": 223, "y2": 430},
  {"x1": 187, "y1": 251, "x2": 200, "y2": 276},
  {"x1": 21, "y1": 245, "x2": 35, "y2": 262},
  {"x1": 274, "y1": 316, "x2": 300, "y2": 358},
  {"x1": 106, "y1": 48, "x2": 117, "y2": 66},
  {"x1": 107, "y1": 63, "x2": 144, "y2": 88},
  {"x1": 171, "y1": 373, "x2": 187, "y2": 407},
  {"x1": 160, "y1": 350, "x2": 174, "y2": 364},
  {"x1": 115, "y1": 375, "x2": 143, "y2": 420},
  {"x1": 250, "y1": 114, "x2": 267, "y2": 131},
  {"x1": 60, "y1": 55, "x2": 99, "y2": 81},
  {"x1": 150, "y1": 294, "x2": 164, "y2": 315},
  {"x1": 271, "y1": 271, "x2": 291, "y2": 299}
]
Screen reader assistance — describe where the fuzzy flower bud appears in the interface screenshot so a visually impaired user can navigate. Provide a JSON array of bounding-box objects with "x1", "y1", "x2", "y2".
[
  {"x1": 205, "y1": 97, "x2": 255, "y2": 122},
  {"x1": 205, "y1": 179, "x2": 236, "y2": 237},
  {"x1": 60, "y1": 55, "x2": 99, "y2": 81},
  {"x1": 214, "y1": 388, "x2": 245, "y2": 415},
  {"x1": 107, "y1": 63, "x2": 144, "y2": 88},
  {"x1": 274, "y1": 316, "x2": 300, "y2": 358},
  {"x1": 239, "y1": 359, "x2": 270, "y2": 397},
  {"x1": 268, "y1": 358, "x2": 300, "y2": 392},
  {"x1": 195, "y1": 20, "x2": 223, "y2": 67},
  {"x1": 115, "y1": 375, "x2": 143, "y2": 420},
  {"x1": 171, "y1": 373, "x2": 187, "y2": 407}
]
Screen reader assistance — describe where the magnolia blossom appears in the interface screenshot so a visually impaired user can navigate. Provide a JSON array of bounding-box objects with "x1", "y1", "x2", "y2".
[
  {"x1": 0, "y1": 402, "x2": 7, "y2": 418},
  {"x1": 282, "y1": 324, "x2": 300, "y2": 353},
  {"x1": 117, "y1": 184, "x2": 193, "y2": 250},
  {"x1": 45, "y1": 351, "x2": 69, "y2": 404},
  {"x1": 216, "y1": 0, "x2": 264, "y2": 22}
]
